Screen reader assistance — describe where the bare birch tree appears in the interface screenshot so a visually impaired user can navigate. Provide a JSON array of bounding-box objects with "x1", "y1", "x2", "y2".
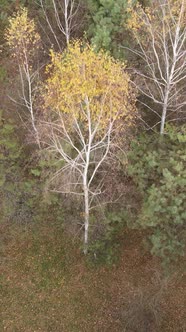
[
  {"x1": 125, "y1": 0, "x2": 186, "y2": 134},
  {"x1": 43, "y1": 42, "x2": 136, "y2": 253},
  {"x1": 39, "y1": 0, "x2": 83, "y2": 50},
  {"x1": 5, "y1": 7, "x2": 41, "y2": 147}
]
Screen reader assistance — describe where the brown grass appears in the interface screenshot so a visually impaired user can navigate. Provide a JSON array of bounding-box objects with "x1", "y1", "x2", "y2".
[{"x1": 0, "y1": 219, "x2": 185, "y2": 332}]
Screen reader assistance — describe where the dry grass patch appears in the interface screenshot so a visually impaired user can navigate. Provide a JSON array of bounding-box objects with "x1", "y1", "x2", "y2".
[{"x1": 0, "y1": 221, "x2": 185, "y2": 332}]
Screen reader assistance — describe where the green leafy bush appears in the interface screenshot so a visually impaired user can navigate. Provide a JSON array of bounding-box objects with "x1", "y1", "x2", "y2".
[
  {"x1": 128, "y1": 125, "x2": 186, "y2": 264},
  {"x1": 88, "y1": 210, "x2": 126, "y2": 265},
  {"x1": 0, "y1": 111, "x2": 23, "y2": 221},
  {"x1": 0, "y1": 111, "x2": 64, "y2": 225}
]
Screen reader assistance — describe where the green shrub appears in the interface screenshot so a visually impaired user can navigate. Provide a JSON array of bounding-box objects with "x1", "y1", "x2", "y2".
[
  {"x1": 87, "y1": 210, "x2": 126, "y2": 265},
  {"x1": 0, "y1": 65, "x2": 7, "y2": 82},
  {"x1": 128, "y1": 125, "x2": 186, "y2": 264},
  {"x1": 86, "y1": 0, "x2": 130, "y2": 58},
  {"x1": 0, "y1": 111, "x2": 64, "y2": 225},
  {"x1": 0, "y1": 111, "x2": 23, "y2": 221}
]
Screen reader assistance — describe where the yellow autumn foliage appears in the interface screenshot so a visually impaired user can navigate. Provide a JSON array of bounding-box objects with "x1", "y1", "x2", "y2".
[
  {"x1": 5, "y1": 7, "x2": 40, "y2": 63},
  {"x1": 45, "y1": 41, "x2": 135, "y2": 129},
  {"x1": 127, "y1": 0, "x2": 185, "y2": 36}
]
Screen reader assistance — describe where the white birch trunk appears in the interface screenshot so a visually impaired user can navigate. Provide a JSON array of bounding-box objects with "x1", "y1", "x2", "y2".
[
  {"x1": 160, "y1": 89, "x2": 169, "y2": 135},
  {"x1": 27, "y1": 70, "x2": 41, "y2": 148},
  {"x1": 83, "y1": 183, "x2": 89, "y2": 255}
]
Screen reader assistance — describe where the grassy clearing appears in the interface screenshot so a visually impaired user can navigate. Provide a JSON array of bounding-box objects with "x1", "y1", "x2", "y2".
[{"x1": 0, "y1": 219, "x2": 185, "y2": 332}]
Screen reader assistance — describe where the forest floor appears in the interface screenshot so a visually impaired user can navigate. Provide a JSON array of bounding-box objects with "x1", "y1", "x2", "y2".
[{"x1": 0, "y1": 218, "x2": 185, "y2": 332}]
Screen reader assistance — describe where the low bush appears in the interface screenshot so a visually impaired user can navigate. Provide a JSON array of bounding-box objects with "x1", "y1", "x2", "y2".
[{"x1": 128, "y1": 125, "x2": 186, "y2": 265}]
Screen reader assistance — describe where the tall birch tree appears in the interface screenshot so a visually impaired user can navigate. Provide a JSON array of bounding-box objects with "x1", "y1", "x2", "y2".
[
  {"x1": 5, "y1": 7, "x2": 41, "y2": 147},
  {"x1": 126, "y1": 0, "x2": 186, "y2": 134},
  {"x1": 43, "y1": 41, "x2": 136, "y2": 253}
]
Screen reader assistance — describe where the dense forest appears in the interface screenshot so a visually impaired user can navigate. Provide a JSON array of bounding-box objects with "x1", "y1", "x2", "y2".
[{"x1": 0, "y1": 0, "x2": 185, "y2": 331}]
